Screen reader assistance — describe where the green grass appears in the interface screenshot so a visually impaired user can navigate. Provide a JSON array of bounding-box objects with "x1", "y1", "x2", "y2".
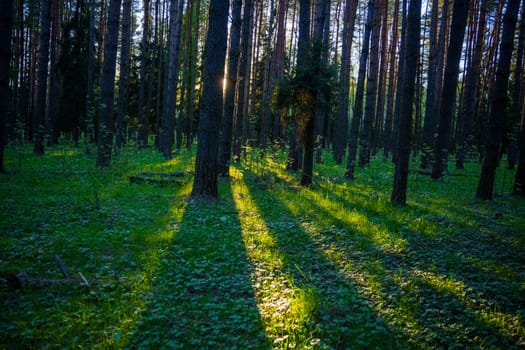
[{"x1": 1, "y1": 144, "x2": 524, "y2": 349}]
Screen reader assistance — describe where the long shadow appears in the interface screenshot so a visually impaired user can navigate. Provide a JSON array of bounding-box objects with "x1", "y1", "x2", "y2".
[
  {"x1": 250, "y1": 169, "x2": 524, "y2": 348},
  {"x1": 240, "y1": 169, "x2": 403, "y2": 349},
  {"x1": 126, "y1": 178, "x2": 269, "y2": 349}
]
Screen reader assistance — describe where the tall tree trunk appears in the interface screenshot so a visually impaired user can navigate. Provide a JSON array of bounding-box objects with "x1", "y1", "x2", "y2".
[
  {"x1": 137, "y1": 0, "x2": 151, "y2": 148},
  {"x1": 476, "y1": 0, "x2": 520, "y2": 199},
  {"x1": 191, "y1": 0, "x2": 229, "y2": 197},
  {"x1": 0, "y1": 0, "x2": 14, "y2": 173},
  {"x1": 46, "y1": 0, "x2": 60, "y2": 146},
  {"x1": 85, "y1": 0, "x2": 96, "y2": 143},
  {"x1": 373, "y1": 0, "x2": 389, "y2": 155},
  {"x1": 345, "y1": 0, "x2": 375, "y2": 179},
  {"x1": 272, "y1": 0, "x2": 288, "y2": 143},
  {"x1": 233, "y1": 0, "x2": 254, "y2": 161},
  {"x1": 115, "y1": 0, "x2": 132, "y2": 154},
  {"x1": 359, "y1": 0, "x2": 383, "y2": 167},
  {"x1": 96, "y1": 0, "x2": 121, "y2": 167},
  {"x1": 218, "y1": 0, "x2": 242, "y2": 176},
  {"x1": 382, "y1": 0, "x2": 400, "y2": 159},
  {"x1": 456, "y1": 0, "x2": 487, "y2": 169},
  {"x1": 185, "y1": 0, "x2": 200, "y2": 149},
  {"x1": 431, "y1": 0, "x2": 470, "y2": 179},
  {"x1": 33, "y1": 0, "x2": 51, "y2": 155},
  {"x1": 391, "y1": 0, "x2": 421, "y2": 205},
  {"x1": 160, "y1": 0, "x2": 184, "y2": 159},
  {"x1": 333, "y1": 0, "x2": 358, "y2": 164}
]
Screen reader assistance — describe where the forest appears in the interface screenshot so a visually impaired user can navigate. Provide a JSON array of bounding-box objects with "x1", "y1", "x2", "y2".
[{"x1": 0, "y1": 0, "x2": 524, "y2": 348}]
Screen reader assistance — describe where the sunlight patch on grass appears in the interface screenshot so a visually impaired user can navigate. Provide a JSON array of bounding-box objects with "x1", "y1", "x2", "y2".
[{"x1": 230, "y1": 167, "x2": 321, "y2": 348}]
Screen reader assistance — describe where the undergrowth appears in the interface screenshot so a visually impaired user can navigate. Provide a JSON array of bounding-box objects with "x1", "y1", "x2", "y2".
[{"x1": 0, "y1": 144, "x2": 524, "y2": 349}]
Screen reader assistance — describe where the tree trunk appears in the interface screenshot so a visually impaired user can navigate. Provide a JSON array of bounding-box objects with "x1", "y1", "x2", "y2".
[
  {"x1": 359, "y1": 0, "x2": 383, "y2": 167},
  {"x1": 514, "y1": 102, "x2": 525, "y2": 196},
  {"x1": 382, "y1": 0, "x2": 400, "y2": 159},
  {"x1": 391, "y1": 0, "x2": 421, "y2": 205},
  {"x1": 33, "y1": 0, "x2": 51, "y2": 155},
  {"x1": 137, "y1": 0, "x2": 151, "y2": 148},
  {"x1": 46, "y1": 0, "x2": 60, "y2": 146},
  {"x1": 218, "y1": 0, "x2": 242, "y2": 176},
  {"x1": 456, "y1": 0, "x2": 487, "y2": 169},
  {"x1": 431, "y1": 0, "x2": 470, "y2": 179},
  {"x1": 373, "y1": 0, "x2": 389, "y2": 156},
  {"x1": 115, "y1": 0, "x2": 132, "y2": 154},
  {"x1": 272, "y1": 0, "x2": 288, "y2": 143},
  {"x1": 191, "y1": 0, "x2": 229, "y2": 198},
  {"x1": 333, "y1": 0, "x2": 358, "y2": 165},
  {"x1": 85, "y1": 0, "x2": 96, "y2": 143},
  {"x1": 160, "y1": 0, "x2": 184, "y2": 159},
  {"x1": 96, "y1": 0, "x2": 121, "y2": 167},
  {"x1": 345, "y1": 0, "x2": 375, "y2": 179},
  {"x1": 0, "y1": 0, "x2": 14, "y2": 173},
  {"x1": 476, "y1": 0, "x2": 520, "y2": 199}
]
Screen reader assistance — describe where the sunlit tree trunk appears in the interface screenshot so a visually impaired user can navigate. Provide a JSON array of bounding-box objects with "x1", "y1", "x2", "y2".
[
  {"x1": 431, "y1": 0, "x2": 470, "y2": 179},
  {"x1": 391, "y1": 0, "x2": 421, "y2": 205},
  {"x1": 96, "y1": 0, "x2": 121, "y2": 167},
  {"x1": 191, "y1": 0, "x2": 229, "y2": 197},
  {"x1": 476, "y1": 0, "x2": 520, "y2": 199}
]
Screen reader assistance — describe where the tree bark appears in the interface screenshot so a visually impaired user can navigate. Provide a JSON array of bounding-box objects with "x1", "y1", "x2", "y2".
[
  {"x1": 391, "y1": 0, "x2": 421, "y2": 205},
  {"x1": 0, "y1": 0, "x2": 14, "y2": 173},
  {"x1": 476, "y1": 0, "x2": 520, "y2": 199},
  {"x1": 218, "y1": 0, "x2": 242, "y2": 176},
  {"x1": 96, "y1": 0, "x2": 121, "y2": 167},
  {"x1": 345, "y1": 0, "x2": 375, "y2": 179},
  {"x1": 333, "y1": 0, "x2": 358, "y2": 165},
  {"x1": 191, "y1": 0, "x2": 229, "y2": 198},
  {"x1": 137, "y1": 0, "x2": 151, "y2": 148},
  {"x1": 115, "y1": 0, "x2": 132, "y2": 154},
  {"x1": 33, "y1": 0, "x2": 51, "y2": 155},
  {"x1": 431, "y1": 0, "x2": 470, "y2": 179},
  {"x1": 85, "y1": 0, "x2": 96, "y2": 143}
]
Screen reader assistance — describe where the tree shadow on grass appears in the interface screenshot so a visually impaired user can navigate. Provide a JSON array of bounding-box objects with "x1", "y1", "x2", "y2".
[
  {"x1": 247, "y1": 169, "x2": 524, "y2": 348},
  {"x1": 238, "y1": 168, "x2": 402, "y2": 349},
  {"x1": 126, "y1": 178, "x2": 269, "y2": 349}
]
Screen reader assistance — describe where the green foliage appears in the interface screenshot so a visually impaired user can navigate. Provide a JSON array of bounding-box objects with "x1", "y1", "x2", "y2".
[{"x1": 1, "y1": 144, "x2": 524, "y2": 349}]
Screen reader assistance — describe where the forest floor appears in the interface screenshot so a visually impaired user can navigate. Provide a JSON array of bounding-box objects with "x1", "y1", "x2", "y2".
[{"x1": 1, "y1": 144, "x2": 524, "y2": 349}]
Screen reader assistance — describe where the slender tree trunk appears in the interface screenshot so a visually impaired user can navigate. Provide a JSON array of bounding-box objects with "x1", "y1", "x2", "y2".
[
  {"x1": 185, "y1": 1, "x2": 200, "y2": 149},
  {"x1": 374, "y1": 0, "x2": 388, "y2": 155},
  {"x1": 33, "y1": 0, "x2": 51, "y2": 155},
  {"x1": 383, "y1": 0, "x2": 399, "y2": 159},
  {"x1": 272, "y1": 0, "x2": 288, "y2": 144},
  {"x1": 191, "y1": 0, "x2": 229, "y2": 198},
  {"x1": 96, "y1": 0, "x2": 121, "y2": 167},
  {"x1": 345, "y1": 0, "x2": 375, "y2": 179},
  {"x1": 333, "y1": 0, "x2": 358, "y2": 164},
  {"x1": 391, "y1": 0, "x2": 421, "y2": 205},
  {"x1": 85, "y1": 0, "x2": 96, "y2": 143},
  {"x1": 46, "y1": 0, "x2": 60, "y2": 146},
  {"x1": 218, "y1": 0, "x2": 242, "y2": 176},
  {"x1": 476, "y1": 0, "x2": 520, "y2": 199},
  {"x1": 115, "y1": 0, "x2": 132, "y2": 154},
  {"x1": 456, "y1": 0, "x2": 487, "y2": 169},
  {"x1": 359, "y1": 0, "x2": 383, "y2": 167},
  {"x1": 0, "y1": 0, "x2": 14, "y2": 173},
  {"x1": 431, "y1": 0, "x2": 470, "y2": 179},
  {"x1": 160, "y1": 0, "x2": 184, "y2": 159},
  {"x1": 137, "y1": 0, "x2": 151, "y2": 148}
]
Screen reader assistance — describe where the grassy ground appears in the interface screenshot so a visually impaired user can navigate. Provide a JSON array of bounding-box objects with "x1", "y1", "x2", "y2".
[{"x1": 1, "y1": 144, "x2": 524, "y2": 349}]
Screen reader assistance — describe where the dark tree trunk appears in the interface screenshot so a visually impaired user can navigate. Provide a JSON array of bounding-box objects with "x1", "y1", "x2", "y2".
[
  {"x1": 33, "y1": 0, "x2": 51, "y2": 155},
  {"x1": 191, "y1": 0, "x2": 229, "y2": 198},
  {"x1": 456, "y1": 0, "x2": 487, "y2": 169},
  {"x1": 345, "y1": 0, "x2": 375, "y2": 179},
  {"x1": 391, "y1": 0, "x2": 421, "y2": 205},
  {"x1": 85, "y1": 0, "x2": 96, "y2": 142},
  {"x1": 333, "y1": 0, "x2": 358, "y2": 164},
  {"x1": 0, "y1": 0, "x2": 14, "y2": 173},
  {"x1": 431, "y1": 0, "x2": 470, "y2": 179},
  {"x1": 46, "y1": 0, "x2": 60, "y2": 146},
  {"x1": 272, "y1": 0, "x2": 288, "y2": 143},
  {"x1": 137, "y1": 0, "x2": 151, "y2": 148},
  {"x1": 115, "y1": 0, "x2": 132, "y2": 154},
  {"x1": 373, "y1": 0, "x2": 388, "y2": 156},
  {"x1": 218, "y1": 0, "x2": 242, "y2": 176},
  {"x1": 160, "y1": 0, "x2": 184, "y2": 159},
  {"x1": 476, "y1": 0, "x2": 520, "y2": 199},
  {"x1": 96, "y1": 0, "x2": 121, "y2": 167},
  {"x1": 359, "y1": 0, "x2": 383, "y2": 167},
  {"x1": 514, "y1": 106, "x2": 525, "y2": 196},
  {"x1": 383, "y1": 0, "x2": 400, "y2": 159}
]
